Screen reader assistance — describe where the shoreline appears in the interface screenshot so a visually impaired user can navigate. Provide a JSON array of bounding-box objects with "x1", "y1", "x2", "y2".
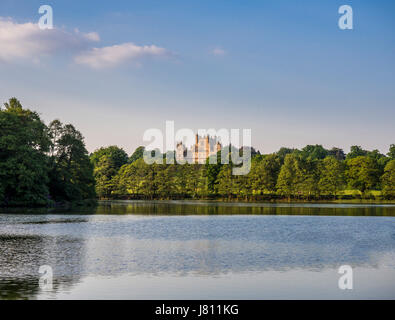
[{"x1": 1, "y1": 198, "x2": 395, "y2": 211}]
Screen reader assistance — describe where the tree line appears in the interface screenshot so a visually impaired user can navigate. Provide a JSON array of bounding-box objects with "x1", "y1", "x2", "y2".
[
  {"x1": 92, "y1": 143, "x2": 395, "y2": 201},
  {"x1": 1, "y1": 98, "x2": 394, "y2": 206},
  {"x1": 0, "y1": 98, "x2": 95, "y2": 207}
]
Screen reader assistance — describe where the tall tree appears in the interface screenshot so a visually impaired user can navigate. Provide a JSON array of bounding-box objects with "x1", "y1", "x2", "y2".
[
  {"x1": 93, "y1": 155, "x2": 118, "y2": 198},
  {"x1": 381, "y1": 160, "x2": 395, "y2": 199},
  {"x1": 91, "y1": 146, "x2": 128, "y2": 169},
  {"x1": 249, "y1": 155, "x2": 281, "y2": 194},
  {"x1": 183, "y1": 164, "x2": 206, "y2": 197},
  {"x1": 297, "y1": 158, "x2": 319, "y2": 198},
  {"x1": 276, "y1": 154, "x2": 302, "y2": 199},
  {"x1": 129, "y1": 146, "x2": 145, "y2": 163},
  {"x1": 112, "y1": 161, "x2": 141, "y2": 196},
  {"x1": 156, "y1": 164, "x2": 177, "y2": 198},
  {"x1": 205, "y1": 152, "x2": 222, "y2": 194},
  {"x1": 345, "y1": 156, "x2": 380, "y2": 194},
  {"x1": 275, "y1": 147, "x2": 297, "y2": 164},
  {"x1": 0, "y1": 98, "x2": 51, "y2": 206},
  {"x1": 217, "y1": 165, "x2": 234, "y2": 199},
  {"x1": 346, "y1": 145, "x2": 368, "y2": 160},
  {"x1": 90, "y1": 146, "x2": 128, "y2": 198},
  {"x1": 48, "y1": 120, "x2": 95, "y2": 201},
  {"x1": 328, "y1": 147, "x2": 346, "y2": 160},
  {"x1": 318, "y1": 157, "x2": 345, "y2": 197},
  {"x1": 299, "y1": 144, "x2": 329, "y2": 160},
  {"x1": 388, "y1": 144, "x2": 395, "y2": 160}
]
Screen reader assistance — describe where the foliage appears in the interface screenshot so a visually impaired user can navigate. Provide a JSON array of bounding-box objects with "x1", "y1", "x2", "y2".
[
  {"x1": 276, "y1": 154, "x2": 302, "y2": 198},
  {"x1": 249, "y1": 154, "x2": 281, "y2": 194},
  {"x1": 93, "y1": 155, "x2": 118, "y2": 198},
  {"x1": 275, "y1": 147, "x2": 296, "y2": 164},
  {"x1": 298, "y1": 144, "x2": 328, "y2": 160},
  {"x1": 388, "y1": 144, "x2": 395, "y2": 160},
  {"x1": 381, "y1": 160, "x2": 395, "y2": 199},
  {"x1": 90, "y1": 143, "x2": 395, "y2": 200},
  {"x1": 328, "y1": 147, "x2": 346, "y2": 160},
  {"x1": 129, "y1": 146, "x2": 145, "y2": 163},
  {"x1": 346, "y1": 145, "x2": 368, "y2": 160},
  {"x1": 0, "y1": 98, "x2": 51, "y2": 206},
  {"x1": 0, "y1": 98, "x2": 95, "y2": 206},
  {"x1": 48, "y1": 120, "x2": 96, "y2": 202},
  {"x1": 90, "y1": 146, "x2": 128, "y2": 197},
  {"x1": 2, "y1": 98, "x2": 394, "y2": 203},
  {"x1": 318, "y1": 157, "x2": 345, "y2": 196},
  {"x1": 345, "y1": 156, "x2": 380, "y2": 193},
  {"x1": 91, "y1": 146, "x2": 128, "y2": 169}
]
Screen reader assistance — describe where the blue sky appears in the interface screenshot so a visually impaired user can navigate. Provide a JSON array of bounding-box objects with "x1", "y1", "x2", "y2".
[{"x1": 0, "y1": 0, "x2": 394, "y2": 154}]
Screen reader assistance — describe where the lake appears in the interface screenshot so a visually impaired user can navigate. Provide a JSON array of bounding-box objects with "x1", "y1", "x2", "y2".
[{"x1": 1, "y1": 200, "x2": 395, "y2": 299}]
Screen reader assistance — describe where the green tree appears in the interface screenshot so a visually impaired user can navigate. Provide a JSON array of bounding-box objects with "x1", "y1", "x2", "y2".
[
  {"x1": 346, "y1": 145, "x2": 368, "y2": 160},
  {"x1": 388, "y1": 144, "x2": 395, "y2": 160},
  {"x1": 93, "y1": 155, "x2": 118, "y2": 198},
  {"x1": 345, "y1": 156, "x2": 380, "y2": 193},
  {"x1": 217, "y1": 165, "x2": 234, "y2": 199},
  {"x1": 129, "y1": 146, "x2": 145, "y2": 163},
  {"x1": 299, "y1": 144, "x2": 328, "y2": 160},
  {"x1": 0, "y1": 98, "x2": 51, "y2": 206},
  {"x1": 275, "y1": 147, "x2": 297, "y2": 164},
  {"x1": 318, "y1": 157, "x2": 345, "y2": 197},
  {"x1": 91, "y1": 146, "x2": 128, "y2": 169},
  {"x1": 48, "y1": 120, "x2": 95, "y2": 201},
  {"x1": 328, "y1": 147, "x2": 346, "y2": 160},
  {"x1": 183, "y1": 164, "x2": 206, "y2": 197},
  {"x1": 249, "y1": 155, "x2": 281, "y2": 194},
  {"x1": 205, "y1": 152, "x2": 222, "y2": 194},
  {"x1": 276, "y1": 154, "x2": 302, "y2": 199},
  {"x1": 381, "y1": 160, "x2": 395, "y2": 199},
  {"x1": 276, "y1": 154, "x2": 319, "y2": 199},
  {"x1": 367, "y1": 149, "x2": 385, "y2": 161},
  {"x1": 90, "y1": 146, "x2": 128, "y2": 198},
  {"x1": 297, "y1": 158, "x2": 319, "y2": 199},
  {"x1": 112, "y1": 161, "x2": 140, "y2": 196}
]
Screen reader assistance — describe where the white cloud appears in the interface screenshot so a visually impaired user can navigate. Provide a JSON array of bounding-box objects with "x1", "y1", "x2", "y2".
[
  {"x1": 0, "y1": 17, "x2": 172, "y2": 69},
  {"x1": 212, "y1": 47, "x2": 226, "y2": 56},
  {"x1": 74, "y1": 28, "x2": 100, "y2": 42},
  {"x1": 0, "y1": 17, "x2": 99, "y2": 62},
  {"x1": 74, "y1": 42, "x2": 171, "y2": 69}
]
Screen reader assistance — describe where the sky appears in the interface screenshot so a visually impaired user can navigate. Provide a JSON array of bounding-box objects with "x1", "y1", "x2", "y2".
[{"x1": 0, "y1": 0, "x2": 394, "y2": 155}]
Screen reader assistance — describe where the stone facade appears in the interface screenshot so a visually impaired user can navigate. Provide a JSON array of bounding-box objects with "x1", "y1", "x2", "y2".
[{"x1": 176, "y1": 134, "x2": 222, "y2": 164}]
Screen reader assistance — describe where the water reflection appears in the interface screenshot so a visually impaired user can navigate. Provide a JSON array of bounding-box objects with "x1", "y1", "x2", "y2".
[
  {"x1": 1, "y1": 200, "x2": 395, "y2": 216},
  {"x1": 0, "y1": 201, "x2": 395, "y2": 299},
  {"x1": 94, "y1": 200, "x2": 395, "y2": 216},
  {"x1": 0, "y1": 230, "x2": 87, "y2": 299}
]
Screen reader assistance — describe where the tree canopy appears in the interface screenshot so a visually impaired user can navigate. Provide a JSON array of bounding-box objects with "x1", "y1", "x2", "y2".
[
  {"x1": 48, "y1": 120, "x2": 95, "y2": 202},
  {"x1": 0, "y1": 98, "x2": 96, "y2": 207},
  {"x1": 0, "y1": 98, "x2": 51, "y2": 206},
  {"x1": 1, "y1": 98, "x2": 394, "y2": 205},
  {"x1": 92, "y1": 143, "x2": 395, "y2": 201}
]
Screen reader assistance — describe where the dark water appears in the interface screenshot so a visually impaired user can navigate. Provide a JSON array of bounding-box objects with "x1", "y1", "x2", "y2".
[{"x1": 1, "y1": 201, "x2": 395, "y2": 299}]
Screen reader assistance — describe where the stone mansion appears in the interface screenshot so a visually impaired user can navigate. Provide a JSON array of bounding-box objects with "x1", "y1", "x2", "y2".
[{"x1": 176, "y1": 134, "x2": 222, "y2": 164}]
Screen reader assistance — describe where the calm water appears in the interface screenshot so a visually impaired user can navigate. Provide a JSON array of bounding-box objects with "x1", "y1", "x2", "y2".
[{"x1": 1, "y1": 201, "x2": 395, "y2": 299}]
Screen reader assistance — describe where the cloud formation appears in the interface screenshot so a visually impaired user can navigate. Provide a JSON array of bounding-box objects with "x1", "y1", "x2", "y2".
[
  {"x1": 212, "y1": 47, "x2": 226, "y2": 56},
  {"x1": 0, "y1": 18, "x2": 99, "y2": 62},
  {"x1": 74, "y1": 43, "x2": 171, "y2": 69},
  {"x1": 0, "y1": 17, "x2": 172, "y2": 69}
]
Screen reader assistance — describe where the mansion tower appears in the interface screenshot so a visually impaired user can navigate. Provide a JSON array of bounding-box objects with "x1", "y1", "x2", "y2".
[{"x1": 176, "y1": 134, "x2": 222, "y2": 164}]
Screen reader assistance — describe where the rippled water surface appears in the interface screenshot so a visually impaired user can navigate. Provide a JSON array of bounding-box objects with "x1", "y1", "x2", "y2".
[{"x1": 1, "y1": 201, "x2": 395, "y2": 299}]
